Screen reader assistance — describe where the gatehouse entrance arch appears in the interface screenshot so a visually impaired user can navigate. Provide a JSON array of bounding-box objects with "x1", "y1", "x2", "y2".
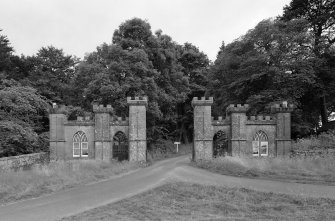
[
  {"x1": 113, "y1": 131, "x2": 128, "y2": 161},
  {"x1": 213, "y1": 130, "x2": 228, "y2": 157}
]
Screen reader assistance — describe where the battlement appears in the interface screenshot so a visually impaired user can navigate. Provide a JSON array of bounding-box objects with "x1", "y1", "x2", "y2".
[
  {"x1": 64, "y1": 115, "x2": 94, "y2": 126},
  {"x1": 76, "y1": 116, "x2": 92, "y2": 121},
  {"x1": 211, "y1": 116, "x2": 230, "y2": 125},
  {"x1": 127, "y1": 96, "x2": 148, "y2": 106},
  {"x1": 110, "y1": 116, "x2": 129, "y2": 125},
  {"x1": 271, "y1": 101, "x2": 294, "y2": 113},
  {"x1": 226, "y1": 104, "x2": 250, "y2": 114},
  {"x1": 248, "y1": 115, "x2": 273, "y2": 121},
  {"x1": 191, "y1": 97, "x2": 213, "y2": 106},
  {"x1": 92, "y1": 104, "x2": 114, "y2": 113}
]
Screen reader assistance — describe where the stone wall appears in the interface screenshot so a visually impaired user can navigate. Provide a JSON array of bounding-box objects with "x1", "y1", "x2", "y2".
[
  {"x1": 291, "y1": 149, "x2": 335, "y2": 158},
  {"x1": 0, "y1": 152, "x2": 49, "y2": 172}
]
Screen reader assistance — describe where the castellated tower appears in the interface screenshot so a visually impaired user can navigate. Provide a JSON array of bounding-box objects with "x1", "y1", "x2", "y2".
[
  {"x1": 49, "y1": 104, "x2": 66, "y2": 161},
  {"x1": 226, "y1": 104, "x2": 249, "y2": 156},
  {"x1": 93, "y1": 104, "x2": 113, "y2": 161},
  {"x1": 192, "y1": 97, "x2": 214, "y2": 160},
  {"x1": 271, "y1": 102, "x2": 294, "y2": 156},
  {"x1": 127, "y1": 96, "x2": 148, "y2": 161}
]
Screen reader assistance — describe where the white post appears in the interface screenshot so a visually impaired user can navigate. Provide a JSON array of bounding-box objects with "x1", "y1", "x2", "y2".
[{"x1": 174, "y1": 142, "x2": 180, "y2": 153}]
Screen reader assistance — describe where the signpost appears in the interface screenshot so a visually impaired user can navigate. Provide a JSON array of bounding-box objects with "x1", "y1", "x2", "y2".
[{"x1": 174, "y1": 141, "x2": 181, "y2": 153}]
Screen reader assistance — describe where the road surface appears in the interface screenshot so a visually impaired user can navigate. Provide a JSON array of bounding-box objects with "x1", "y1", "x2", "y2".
[{"x1": 1, "y1": 155, "x2": 335, "y2": 221}]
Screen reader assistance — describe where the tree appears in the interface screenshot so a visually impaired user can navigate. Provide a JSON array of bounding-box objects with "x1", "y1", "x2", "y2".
[
  {"x1": 76, "y1": 18, "x2": 199, "y2": 148},
  {"x1": 0, "y1": 77, "x2": 49, "y2": 157},
  {"x1": 0, "y1": 29, "x2": 14, "y2": 73},
  {"x1": 23, "y1": 46, "x2": 79, "y2": 104},
  {"x1": 208, "y1": 19, "x2": 318, "y2": 136},
  {"x1": 176, "y1": 43, "x2": 209, "y2": 143},
  {"x1": 282, "y1": 0, "x2": 335, "y2": 126}
]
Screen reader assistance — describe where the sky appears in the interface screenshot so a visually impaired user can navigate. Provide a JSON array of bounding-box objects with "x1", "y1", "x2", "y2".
[{"x1": 1, "y1": 0, "x2": 292, "y2": 61}]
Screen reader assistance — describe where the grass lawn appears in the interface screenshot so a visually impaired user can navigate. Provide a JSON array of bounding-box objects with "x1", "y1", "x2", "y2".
[
  {"x1": 192, "y1": 156, "x2": 335, "y2": 185},
  {"x1": 0, "y1": 159, "x2": 143, "y2": 205},
  {"x1": 60, "y1": 182, "x2": 335, "y2": 221}
]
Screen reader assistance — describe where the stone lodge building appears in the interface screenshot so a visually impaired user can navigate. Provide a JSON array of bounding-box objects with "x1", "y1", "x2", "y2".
[
  {"x1": 192, "y1": 97, "x2": 294, "y2": 160},
  {"x1": 49, "y1": 97, "x2": 147, "y2": 162}
]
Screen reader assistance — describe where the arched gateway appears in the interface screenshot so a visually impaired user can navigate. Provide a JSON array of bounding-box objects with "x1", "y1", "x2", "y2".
[
  {"x1": 113, "y1": 131, "x2": 128, "y2": 161},
  {"x1": 213, "y1": 130, "x2": 228, "y2": 157}
]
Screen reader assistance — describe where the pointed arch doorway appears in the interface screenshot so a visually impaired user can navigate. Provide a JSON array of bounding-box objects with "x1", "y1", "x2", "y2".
[
  {"x1": 113, "y1": 131, "x2": 129, "y2": 161},
  {"x1": 213, "y1": 130, "x2": 228, "y2": 157}
]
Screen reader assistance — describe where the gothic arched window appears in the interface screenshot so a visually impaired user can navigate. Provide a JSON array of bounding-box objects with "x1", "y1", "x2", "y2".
[
  {"x1": 73, "y1": 131, "x2": 88, "y2": 158},
  {"x1": 252, "y1": 131, "x2": 268, "y2": 157}
]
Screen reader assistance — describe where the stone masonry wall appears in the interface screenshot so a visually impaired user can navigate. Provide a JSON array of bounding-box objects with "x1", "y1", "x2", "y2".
[
  {"x1": 127, "y1": 96, "x2": 147, "y2": 161},
  {"x1": 192, "y1": 97, "x2": 213, "y2": 160},
  {"x1": 0, "y1": 152, "x2": 49, "y2": 172}
]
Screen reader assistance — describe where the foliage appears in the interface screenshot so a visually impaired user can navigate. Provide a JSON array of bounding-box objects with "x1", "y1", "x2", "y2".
[
  {"x1": 0, "y1": 78, "x2": 49, "y2": 157},
  {"x1": 77, "y1": 18, "x2": 209, "y2": 144},
  {"x1": 281, "y1": 0, "x2": 335, "y2": 125},
  {"x1": 208, "y1": 18, "x2": 320, "y2": 135},
  {"x1": 0, "y1": 29, "x2": 13, "y2": 73},
  {"x1": 21, "y1": 46, "x2": 79, "y2": 104}
]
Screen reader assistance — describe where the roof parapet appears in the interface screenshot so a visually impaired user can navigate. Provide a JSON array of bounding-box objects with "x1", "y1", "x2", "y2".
[
  {"x1": 191, "y1": 97, "x2": 213, "y2": 107},
  {"x1": 127, "y1": 96, "x2": 148, "y2": 106}
]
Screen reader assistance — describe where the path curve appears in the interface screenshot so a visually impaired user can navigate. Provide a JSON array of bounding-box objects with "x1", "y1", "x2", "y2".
[{"x1": 1, "y1": 155, "x2": 335, "y2": 221}]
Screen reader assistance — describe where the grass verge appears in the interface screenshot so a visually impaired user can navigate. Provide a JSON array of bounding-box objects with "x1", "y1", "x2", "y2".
[
  {"x1": 192, "y1": 156, "x2": 335, "y2": 185},
  {"x1": 0, "y1": 159, "x2": 143, "y2": 205},
  {"x1": 60, "y1": 182, "x2": 335, "y2": 221}
]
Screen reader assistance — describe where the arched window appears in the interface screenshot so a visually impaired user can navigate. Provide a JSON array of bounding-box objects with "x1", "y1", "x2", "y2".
[
  {"x1": 73, "y1": 131, "x2": 88, "y2": 158},
  {"x1": 213, "y1": 130, "x2": 228, "y2": 157},
  {"x1": 113, "y1": 131, "x2": 128, "y2": 161},
  {"x1": 252, "y1": 131, "x2": 268, "y2": 157}
]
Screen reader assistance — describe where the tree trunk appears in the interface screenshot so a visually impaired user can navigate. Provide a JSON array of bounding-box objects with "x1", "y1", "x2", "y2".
[{"x1": 320, "y1": 96, "x2": 328, "y2": 126}]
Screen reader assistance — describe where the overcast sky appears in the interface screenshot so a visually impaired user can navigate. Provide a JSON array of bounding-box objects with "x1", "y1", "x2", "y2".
[{"x1": 1, "y1": 0, "x2": 291, "y2": 61}]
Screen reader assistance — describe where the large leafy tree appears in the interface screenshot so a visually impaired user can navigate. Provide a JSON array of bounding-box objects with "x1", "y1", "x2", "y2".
[
  {"x1": 77, "y1": 18, "x2": 193, "y2": 146},
  {"x1": 208, "y1": 19, "x2": 317, "y2": 136},
  {"x1": 281, "y1": 0, "x2": 335, "y2": 126}
]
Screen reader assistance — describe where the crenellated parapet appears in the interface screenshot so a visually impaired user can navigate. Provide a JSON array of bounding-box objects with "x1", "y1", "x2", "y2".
[
  {"x1": 191, "y1": 97, "x2": 213, "y2": 107},
  {"x1": 110, "y1": 116, "x2": 129, "y2": 126},
  {"x1": 64, "y1": 115, "x2": 94, "y2": 126},
  {"x1": 93, "y1": 104, "x2": 114, "y2": 113},
  {"x1": 127, "y1": 96, "x2": 148, "y2": 106},
  {"x1": 212, "y1": 116, "x2": 230, "y2": 125},
  {"x1": 271, "y1": 101, "x2": 294, "y2": 113},
  {"x1": 246, "y1": 115, "x2": 275, "y2": 125},
  {"x1": 226, "y1": 104, "x2": 250, "y2": 114}
]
